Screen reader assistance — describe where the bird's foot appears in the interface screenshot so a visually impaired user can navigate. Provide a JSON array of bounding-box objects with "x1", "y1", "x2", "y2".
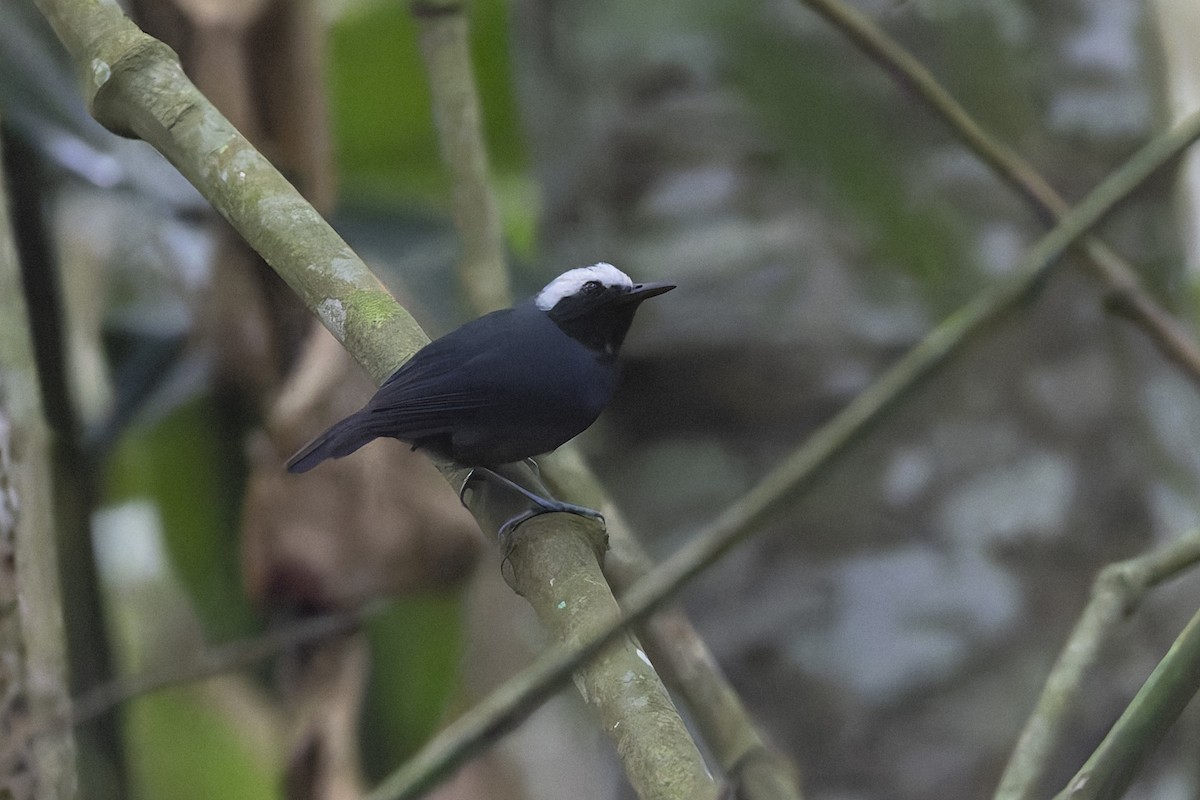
[
  {"x1": 499, "y1": 500, "x2": 605, "y2": 538},
  {"x1": 498, "y1": 501, "x2": 605, "y2": 556},
  {"x1": 460, "y1": 466, "x2": 605, "y2": 541}
]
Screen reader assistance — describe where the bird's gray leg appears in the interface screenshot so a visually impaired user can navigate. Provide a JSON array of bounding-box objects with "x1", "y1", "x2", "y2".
[{"x1": 470, "y1": 466, "x2": 605, "y2": 539}]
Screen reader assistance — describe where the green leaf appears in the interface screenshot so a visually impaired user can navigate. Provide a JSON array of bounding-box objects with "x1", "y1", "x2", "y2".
[
  {"x1": 125, "y1": 688, "x2": 277, "y2": 800},
  {"x1": 104, "y1": 397, "x2": 258, "y2": 641},
  {"x1": 328, "y1": 0, "x2": 526, "y2": 201},
  {"x1": 359, "y1": 595, "x2": 465, "y2": 781}
]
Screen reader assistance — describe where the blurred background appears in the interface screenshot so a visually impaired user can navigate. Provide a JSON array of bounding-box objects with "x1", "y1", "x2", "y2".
[{"x1": 4, "y1": 0, "x2": 1200, "y2": 798}]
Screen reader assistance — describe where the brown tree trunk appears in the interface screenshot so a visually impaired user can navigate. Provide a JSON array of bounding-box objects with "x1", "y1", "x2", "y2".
[{"x1": 0, "y1": 129, "x2": 79, "y2": 800}]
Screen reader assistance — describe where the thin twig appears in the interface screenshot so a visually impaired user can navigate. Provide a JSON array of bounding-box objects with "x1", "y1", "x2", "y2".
[
  {"x1": 996, "y1": 530, "x2": 1200, "y2": 800},
  {"x1": 798, "y1": 0, "x2": 1200, "y2": 385},
  {"x1": 1051, "y1": 603, "x2": 1200, "y2": 800},
  {"x1": 792, "y1": 4, "x2": 1200, "y2": 792},
  {"x1": 363, "y1": 104, "x2": 1200, "y2": 800},
  {"x1": 58, "y1": 603, "x2": 385, "y2": 732}
]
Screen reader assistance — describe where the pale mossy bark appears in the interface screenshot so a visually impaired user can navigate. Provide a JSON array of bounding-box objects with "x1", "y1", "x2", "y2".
[
  {"x1": 412, "y1": 2, "x2": 797, "y2": 793},
  {"x1": 542, "y1": 448, "x2": 805, "y2": 798},
  {"x1": 34, "y1": 0, "x2": 427, "y2": 385},
  {"x1": 504, "y1": 514, "x2": 717, "y2": 800},
  {"x1": 461, "y1": 467, "x2": 719, "y2": 800},
  {"x1": 34, "y1": 1, "x2": 719, "y2": 798},
  {"x1": 0, "y1": 133, "x2": 78, "y2": 799},
  {"x1": 412, "y1": 4, "x2": 723, "y2": 797}
]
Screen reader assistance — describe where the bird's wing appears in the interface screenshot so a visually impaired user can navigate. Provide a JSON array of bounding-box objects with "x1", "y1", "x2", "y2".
[
  {"x1": 359, "y1": 308, "x2": 524, "y2": 438},
  {"x1": 380, "y1": 307, "x2": 518, "y2": 386}
]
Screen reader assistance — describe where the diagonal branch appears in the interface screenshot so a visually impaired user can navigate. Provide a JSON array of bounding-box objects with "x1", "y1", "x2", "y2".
[
  {"x1": 363, "y1": 104, "x2": 1200, "y2": 800},
  {"x1": 1051, "y1": 600, "x2": 1200, "y2": 800},
  {"x1": 798, "y1": 0, "x2": 1200, "y2": 385},
  {"x1": 67, "y1": 603, "x2": 385, "y2": 730},
  {"x1": 35, "y1": 1, "x2": 718, "y2": 798},
  {"x1": 995, "y1": 529, "x2": 1200, "y2": 800},
  {"x1": 542, "y1": 450, "x2": 806, "y2": 798},
  {"x1": 35, "y1": 0, "x2": 424, "y2": 387},
  {"x1": 411, "y1": 1, "x2": 801, "y2": 795}
]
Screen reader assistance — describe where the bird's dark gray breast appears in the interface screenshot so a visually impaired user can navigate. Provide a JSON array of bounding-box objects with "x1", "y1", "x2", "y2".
[
  {"x1": 371, "y1": 303, "x2": 618, "y2": 466},
  {"x1": 447, "y1": 307, "x2": 617, "y2": 465}
]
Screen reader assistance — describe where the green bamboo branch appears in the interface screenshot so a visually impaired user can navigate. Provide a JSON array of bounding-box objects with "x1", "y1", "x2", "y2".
[
  {"x1": 502, "y1": 517, "x2": 716, "y2": 800},
  {"x1": 34, "y1": 0, "x2": 425, "y2": 386},
  {"x1": 798, "y1": 0, "x2": 1200, "y2": 385},
  {"x1": 410, "y1": 5, "x2": 719, "y2": 796},
  {"x1": 34, "y1": 1, "x2": 717, "y2": 797},
  {"x1": 1051, "y1": 602, "x2": 1200, "y2": 800},
  {"x1": 411, "y1": 2, "x2": 798, "y2": 795},
  {"x1": 0, "y1": 130, "x2": 78, "y2": 799},
  {"x1": 791, "y1": 3, "x2": 1200, "y2": 791},
  {"x1": 363, "y1": 101, "x2": 1200, "y2": 800},
  {"x1": 624, "y1": 110, "x2": 1200, "y2": 632},
  {"x1": 541, "y1": 449, "x2": 805, "y2": 798},
  {"x1": 995, "y1": 530, "x2": 1200, "y2": 800}
]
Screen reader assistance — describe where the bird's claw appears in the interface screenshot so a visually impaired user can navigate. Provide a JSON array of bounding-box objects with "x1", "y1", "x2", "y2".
[
  {"x1": 458, "y1": 468, "x2": 480, "y2": 506},
  {"x1": 499, "y1": 500, "x2": 605, "y2": 538},
  {"x1": 498, "y1": 502, "x2": 606, "y2": 550},
  {"x1": 459, "y1": 465, "x2": 605, "y2": 543}
]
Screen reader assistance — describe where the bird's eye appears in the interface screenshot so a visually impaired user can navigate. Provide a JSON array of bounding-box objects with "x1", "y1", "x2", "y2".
[{"x1": 582, "y1": 280, "x2": 603, "y2": 295}]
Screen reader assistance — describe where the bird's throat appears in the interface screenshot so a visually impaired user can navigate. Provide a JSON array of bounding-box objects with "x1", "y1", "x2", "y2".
[{"x1": 548, "y1": 305, "x2": 639, "y2": 358}]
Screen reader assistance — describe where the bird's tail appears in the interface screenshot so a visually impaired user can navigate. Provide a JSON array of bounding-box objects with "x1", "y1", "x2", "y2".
[{"x1": 285, "y1": 413, "x2": 378, "y2": 473}]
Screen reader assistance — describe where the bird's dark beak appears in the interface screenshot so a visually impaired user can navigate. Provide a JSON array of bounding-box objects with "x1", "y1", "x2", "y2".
[{"x1": 618, "y1": 282, "x2": 675, "y2": 304}]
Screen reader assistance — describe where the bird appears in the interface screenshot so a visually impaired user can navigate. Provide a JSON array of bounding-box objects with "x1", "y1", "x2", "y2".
[{"x1": 286, "y1": 262, "x2": 674, "y2": 531}]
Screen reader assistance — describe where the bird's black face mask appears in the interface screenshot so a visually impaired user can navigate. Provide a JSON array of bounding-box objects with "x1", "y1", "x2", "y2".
[{"x1": 546, "y1": 282, "x2": 672, "y2": 358}]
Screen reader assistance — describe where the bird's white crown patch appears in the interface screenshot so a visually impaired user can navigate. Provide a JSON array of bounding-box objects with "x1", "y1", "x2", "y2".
[{"x1": 535, "y1": 263, "x2": 633, "y2": 311}]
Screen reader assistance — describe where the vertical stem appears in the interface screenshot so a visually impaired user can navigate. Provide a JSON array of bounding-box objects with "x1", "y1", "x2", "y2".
[
  {"x1": 413, "y1": 0, "x2": 512, "y2": 313},
  {"x1": 412, "y1": 1, "x2": 798, "y2": 790},
  {"x1": 0, "y1": 131, "x2": 79, "y2": 799},
  {"x1": 412, "y1": 3, "x2": 726, "y2": 796}
]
